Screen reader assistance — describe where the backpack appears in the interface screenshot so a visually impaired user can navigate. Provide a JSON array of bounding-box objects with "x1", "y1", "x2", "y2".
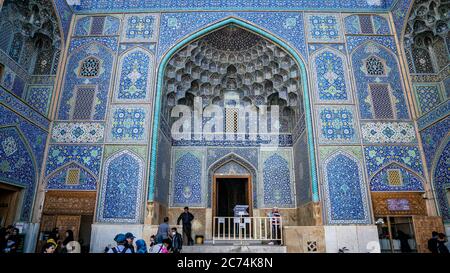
[{"x1": 111, "y1": 246, "x2": 128, "y2": 253}]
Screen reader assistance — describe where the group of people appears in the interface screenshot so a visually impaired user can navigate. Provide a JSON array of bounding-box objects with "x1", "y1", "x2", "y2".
[
  {"x1": 41, "y1": 227, "x2": 82, "y2": 254},
  {"x1": 105, "y1": 207, "x2": 195, "y2": 254},
  {"x1": 0, "y1": 225, "x2": 20, "y2": 253},
  {"x1": 427, "y1": 231, "x2": 449, "y2": 254}
]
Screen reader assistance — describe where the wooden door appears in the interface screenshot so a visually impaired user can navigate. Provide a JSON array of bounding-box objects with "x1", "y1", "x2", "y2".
[
  {"x1": 412, "y1": 216, "x2": 445, "y2": 253},
  {"x1": 56, "y1": 215, "x2": 81, "y2": 241}
]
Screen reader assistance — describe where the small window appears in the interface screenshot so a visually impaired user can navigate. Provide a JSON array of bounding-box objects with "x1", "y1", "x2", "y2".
[
  {"x1": 387, "y1": 169, "x2": 403, "y2": 186},
  {"x1": 71, "y1": 86, "x2": 96, "y2": 120},
  {"x1": 225, "y1": 108, "x2": 239, "y2": 134},
  {"x1": 90, "y1": 16, "x2": 106, "y2": 35},
  {"x1": 79, "y1": 57, "x2": 100, "y2": 78},
  {"x1": 370, "y1": 84, "x2": 394, "y2": 119},
  {"x1": 365, "y1": 56, "x2": 385, "y2": 76},
  {"x1": 66, "y1": 168, "x2": 80, "y2": 185}
]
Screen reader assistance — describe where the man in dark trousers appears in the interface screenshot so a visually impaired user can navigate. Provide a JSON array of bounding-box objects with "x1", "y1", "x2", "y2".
[
  {"x1": 177, "y1": 207, "x2": 194, "y2": 246},
  {"x1": 427, "y1": 231, "x2": 439, "y2": 253}
]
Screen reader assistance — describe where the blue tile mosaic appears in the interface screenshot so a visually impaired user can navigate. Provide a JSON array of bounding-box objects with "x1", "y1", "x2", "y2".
[
  {"x1": 262, "y1": 153, "x2": 294, "y2": 207},
  {"x1": 420, "y1": 116, "x2": 450, "y2": 172},
  {"x1": 108, "y1": 106, "x2": 149, "y2": 143},
  {"x1": 45, "y1": 145, "x2": 103, "y2": 177},
  {"x1": 0, "y1": 126, "x2": 36, "y2": 221},
  {"x1": 361, "y1": 122, "x2": 417, "y2": 144},
  {"x1": 122, "y1": 14, "x2": 159, "y2": 43},
  {"x1": 0, "y1": 105, "x2": 48, "y2": 172},
  {"x1": 74, "y1": 16, "x2": 91, "y2": 36},
  {"x1": 413, "y1": 84, "x2": 443, "y2": 115},
  {"x1": 317, "y1": 106, "x2": 359, "y2": 144},
  {"x1": 158, "y1": 12, "x2": 307, "y2": 61},
  {"x1": 310, "y1": 48, "x2": 350, "y2": 102},
  {"x1": 46, "y1": 162, "x2": 97, "y2": 191},
  {"x1": 364, "y1": 146, "x2": 424, "y2": 177},
  {"x1": 350, "y1": 40, "x2": 409, "y2": 120},
  {"x1": 54, "y1": 0, "x2": 73, "y2": 41},
  {"x1": 115, "y1": 48, "x2": 154, "y2": 101},
  {"x1": 25, "y1": 86, "x2": 53, "y2": 116},
  {"x1": 51, "y1": 122, "x2": 105, "y2": 143},
  {"x1": 12, "y1": 76, "x2": 25, "y2": 98},
  {"x1": 207, "y1": 148, "x2": 258, "y2": 169},
  {"x1": 322, "y1": 151, "x2": 370, "y2": 224},
  {"x1": 98, "y1": 150, "x2": 144, "y2": 223},
  {"x1": 306, "y1": 13, "x2": 342, "y2": 42},
  {"x1": 432, "y1": 140, "x2": 450, "y2": 222},
  {"x1": 58, "y1": 41, "x2": 115, "y2": 121},
  {"x1": 369, "y1": 163, "x2": 425, "y2": 192},
  {"x1": 417, "y1": 100, "x2": 450, "y2": 130},
  {"x1": 172, "y1": 152, "x2": 203, "y2": 206},
  {"x1": 72, "y1": 0, "x2": 395, "y2": 13}
]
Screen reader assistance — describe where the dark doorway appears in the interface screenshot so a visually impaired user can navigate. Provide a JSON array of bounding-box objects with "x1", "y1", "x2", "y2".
[
  {"x1": 0, "y1": 183, "x2": 21, "y2": 227},
  {"x1": 216, "y1": 178, "x2": 249, "y2": 217}
]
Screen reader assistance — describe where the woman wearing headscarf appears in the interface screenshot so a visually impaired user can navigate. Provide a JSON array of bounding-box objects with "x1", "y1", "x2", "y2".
[
  {"x1": 135, "y1": 239, "x2": 148, "y2": 253},
  {"x1": 62, "y1": 230, "x2": 81, "y2": 253}
]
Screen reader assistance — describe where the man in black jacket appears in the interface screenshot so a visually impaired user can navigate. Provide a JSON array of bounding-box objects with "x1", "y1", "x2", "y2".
[
  {"x1": 170, "y1": 227, "x2": 183, "y2": 253},
  {"x1": 177, "y1": 207, "x2": 194, "y2": 246},
  {"x1": 427, "y1": 231, "x2": 439, "y2": 253}
]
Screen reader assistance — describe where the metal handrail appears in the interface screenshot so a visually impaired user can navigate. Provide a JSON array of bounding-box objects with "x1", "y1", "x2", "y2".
[{"x1": 212, "y1": 216, "x2": 283, "y2": 245}]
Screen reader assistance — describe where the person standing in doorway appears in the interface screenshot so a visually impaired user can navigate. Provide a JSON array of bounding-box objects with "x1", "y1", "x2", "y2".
[
  {"x1": 177, "y1": 207, "x2": 194, "y2": 246},
  {"x1": 267, "y1": 207, "x2": 281, "y2": 245}
]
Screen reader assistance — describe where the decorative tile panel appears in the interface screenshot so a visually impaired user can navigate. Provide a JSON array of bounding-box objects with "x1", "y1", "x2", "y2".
[
  {"x1": 364, "y1": 146, "x2": 424, "y2": 177},
  {"x1": 317, "y1": 106, "x2": 359, "y2": 144},
  {"x1": 320, "y1": 148, "x2": 370, "y2": 224},
  {"x1": 46, "y1": 162, "x2": 97, "y2": 191},
  {"x1": 261, "y1": 150, "x2": 294, "y2": 208},
  {"x1": 413, "y1": 84, "x2": 443, "y2": 115},
  {"x1": 107, "y1": 106, "x2": 150, "y2": 143},
  {"x1": 73, "y1": 1, "x2": 396, "y2": 12},
  {"x1": 172, "y1": 150, "x2": 203, "y2": 207},
  {"x1": 370, "y1": 163, "x2": 425, "y2": 192},
  {"x1": 115, "y1": 48, "x2": 154, "y2": 102},
  {"x1": 25, "y1": 85, "x2": 53, "y2": 116},
  {"x1": 310, "y1": 48, "x2": 351, "y2": 102},
  {"x1": 361, "y1": 122, "x2": 417, "y2": 143},
  {"x1": 306, "y1": 13, "x2": 342, "y2": 43},
  {"x1": 432, "y1": 140, "x2": 450, "y2": 222},
  {"x1": 98, "y1": 150, "x2": 144, "y2": 223},
  {"x1": 121, "y1": 14, "x2": 159, "y2": 43},
  {"x1": 51, "y1": 122, "x2": 105, "y2": 143},
  {"x1": 0, "y1": 126, "x2": 36, "y2": 221},
  {"x1": 58, "y1": 41, "x2": 115, "y2": 121},
  {"x1": 45, "y1": 145, "x2": 103, "y2": 177},
  {"x1": 420, "y1": 116, "x2": 450, "y2": 172},
  {"x1": 351, "y1": 40, "x2": 409, "y2": 120}
]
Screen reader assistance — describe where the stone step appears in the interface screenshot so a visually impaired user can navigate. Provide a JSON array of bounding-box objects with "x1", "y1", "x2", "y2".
[{"x1": 182, "y1": 245, "x2": 287, "y2": 253}]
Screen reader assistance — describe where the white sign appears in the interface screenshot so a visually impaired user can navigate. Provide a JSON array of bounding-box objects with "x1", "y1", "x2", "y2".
[
  {"x1": 218, "y1": 217, "x2": 225, "y2": 224},
  {"x1": 244, "y1": 218, "x2": 251, "y2": 224}
]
